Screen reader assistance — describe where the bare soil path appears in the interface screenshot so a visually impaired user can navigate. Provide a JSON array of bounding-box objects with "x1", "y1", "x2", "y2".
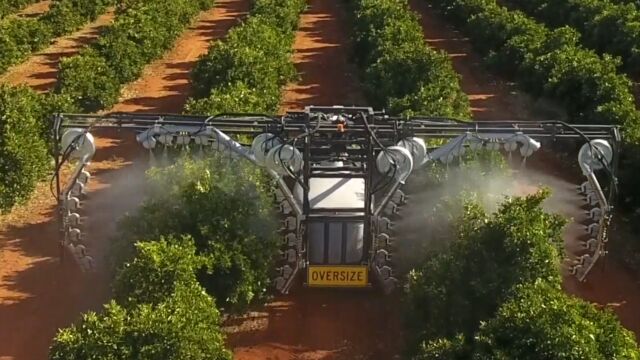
[
  {"x1": 278, "y1": 0, "x2": 365, "y2": 111},
  {"x1": 0, "y1": 10, "x2": 115, "y2": 92},
  {"x1": 410, "y1": 0, "x2": 640, "y2": 340},
  {"x1": 111, "y1": 0, "x2": 249, "y2": 113},
  {"x1": 229, "y1": 1, "x2": 403, "y2": 359},
  {"x1": 0, "y1": 2, "x2": 249, "y2": 359},
  {"x1": 11, "y1": 0, "x2": 51, "y2": 19}
]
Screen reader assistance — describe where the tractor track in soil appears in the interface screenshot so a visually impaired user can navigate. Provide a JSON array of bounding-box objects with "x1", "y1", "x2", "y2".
[
  {"x1": 0, "y1": 1, "x2": 250, "y2": 359},
  {"x1": 0, "y1": 9, "x2": 115, "y2": 92},
  {"x1": 410, "y1": 0, "x2": 640, "y2": 340},
  {"x1": 230, "y1": 1, "x2": 403, "y2": 359}
]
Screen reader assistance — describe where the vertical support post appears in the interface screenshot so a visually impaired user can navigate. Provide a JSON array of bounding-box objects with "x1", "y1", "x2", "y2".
[
  {"x1": 53, "y1": 114, "x2": 65, "y2": 263},
  {"x1": 363, "y1": 118, "x2": 374, "y2": 265}
]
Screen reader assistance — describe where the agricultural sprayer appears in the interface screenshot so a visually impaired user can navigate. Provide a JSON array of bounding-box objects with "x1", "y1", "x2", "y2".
[{"x1": 52, "y1": 106, "x2": 620, "y2": 294}]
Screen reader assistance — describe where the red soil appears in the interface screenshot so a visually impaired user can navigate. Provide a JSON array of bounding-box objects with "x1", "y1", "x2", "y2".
[
  {"x1": 12, "y1": 0, "x2": 51, "y2": 19},
  {"x1": 0, "y1": 2, "x2": 249, "y2": 359},
  {"x1": 279, "y1": 0, "x2": 365, "y2": 111},
  {"x1": 232, "y1": 1, "x2": 403, "y2": 359},
  {"x1": 1, "y1": 10, "x2": 115, "y2": 92},
  {"x1": 410, "y1": 0, "x2": 640, "y2": 340}
]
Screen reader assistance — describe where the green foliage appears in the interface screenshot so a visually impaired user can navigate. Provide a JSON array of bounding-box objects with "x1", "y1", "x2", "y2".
[
  {"x1": 56, "y1": 0, "x2": 213, "y2": 111},
  {"x1": 56, "y1": 49, "x2": 120, "y2": 112},
  {"x1": 49, "y1": 282, "x2": 231, "y2": 360},
  {"x1": 0, "y1": 18, "x2": 51, "y2": 72},
  {"x1": 428, "y1": 0, "x2": 640, "y2": 273},
  {"x1": 0, "y1": 0, "x2": 112, "y2": 74},
  {"x1": 472, "y1": 281, "x2": 640, "y2": 359},
  {"x1": 113, "y1": 236, "x2": 206, "y2": 308},
  {"x1": 406, "y1": 190, "x2": 565, "y2": 350},
  {"x1": 0, "y1": 0, "x2": 39, "y2": 19},
  {"x1": 430, "y1": 0, "x2": 640, "y2": 136},
  {"x1": 0, "y1": 84, "x2": 49, "y2": 212},
  {"x1": 414, "y1": 335, "x2": 468, "y2": 360},
  {"x1": 351, "y1": 0, "x2": 470, "y2": 117},
  {"x1": 510, "y1": 0, "x2": 640, "y2": 75},
  {"x1": 186, "y1": 0, "x2": 304, "y2": 114},
  {"x1": 116, "y1": 156, "x2": 279, "y2": 310}
]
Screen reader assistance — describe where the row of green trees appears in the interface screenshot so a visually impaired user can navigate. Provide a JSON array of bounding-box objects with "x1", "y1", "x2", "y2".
[
  {"x1": 426, "y1": 0, "x2": 640, "y2": 275},
  {"x1": 351, "y1": 0, "x2": 470, "y2": 118},
  {"x1": 55, "y1": 0, "x2": 213, "y2": 111},
  {"x1": 0, "y1": 0, "x2": 39, "y2": 19},
  {"x1": 49, "y1": 0, "x2": 305, "y2": 356},
  {"x1": 0, "y1": 85, "x2": 77, "y2": 212},
  {"x1": 0, "y1": 0, "x2": 113, "y2": 73},
  {"x1": 50, "y1": 237, "x2": 232, "y2": 359},
  {"x1": 49, "y1": 156, "x2": 281, "y2": 358},
  {"x1": 407, "y1": 190, "x2": 640, "y2": 358},
  {"x1": 0, "y1": 0, "x2": 214, "y2": 213},
  {"x1": 185, "y1": 0, "x2": 305, "y2": 114},
  {"x1": 506, "y1": 0, "x2": 640, "y2": 75}
]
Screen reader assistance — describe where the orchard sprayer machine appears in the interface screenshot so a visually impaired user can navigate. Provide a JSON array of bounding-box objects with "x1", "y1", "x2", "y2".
[{"x1": 52, "y1": 106, "x2": 620, "y2": 294}]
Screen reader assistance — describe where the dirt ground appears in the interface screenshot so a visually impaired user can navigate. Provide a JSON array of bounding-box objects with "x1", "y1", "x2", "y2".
[
  {"x1": 1, "y1": 0, "x2": 639, "y2": 359},
  {"x1": 410, "y1": 0, "x2": 640, "y2": 340},
  {"x1": 0, "y1": 1, "x2": 249, "y2": 359},
  {"x1": 11, "y1": 1, "x2": 51, "y2": 19},
  {"x1": 231, "y1": 1, "x2": 405, "y2": 359},
  {"x1": 278, "y1": 0, "x2": 365, "y2": 111},
  {"x1": 0, "y1": 10, "x2": 115, "y2": 92}
]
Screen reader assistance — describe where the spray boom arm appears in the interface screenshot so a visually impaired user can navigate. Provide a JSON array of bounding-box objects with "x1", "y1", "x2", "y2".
[{"x1": 52, "y1": 106, "x2": 620, "y2": 288}]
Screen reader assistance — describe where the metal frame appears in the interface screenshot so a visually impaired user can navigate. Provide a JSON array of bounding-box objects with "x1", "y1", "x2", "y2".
[{"x1": 52, "y1": 106, "x2": 622, "y2": 291}]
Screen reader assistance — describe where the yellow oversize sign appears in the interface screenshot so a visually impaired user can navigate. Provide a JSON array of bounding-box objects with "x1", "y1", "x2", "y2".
[{"x1": 307, "y1": 265, "x2": 368, "y2": 287}]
